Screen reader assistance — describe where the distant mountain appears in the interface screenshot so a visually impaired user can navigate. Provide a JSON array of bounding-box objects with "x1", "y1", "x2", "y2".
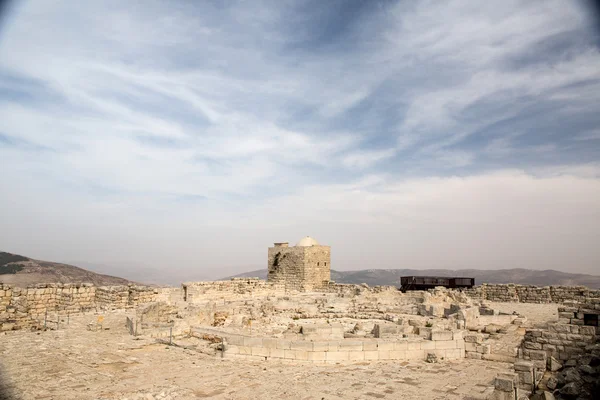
[
  {"x1": 0, "y1": 251, "x2": 134, "y2": 286},
  {"x1": 225, "y1": 268, "x2": 600, "y2": 288}
]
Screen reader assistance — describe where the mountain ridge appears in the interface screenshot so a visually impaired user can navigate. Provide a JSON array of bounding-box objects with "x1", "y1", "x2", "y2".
[
  {"x1": 225, "y1": 267, "x2": 600, "y2": 288},
  {"x1": 0, "y1": 251, "x2": 134, "y2": 286}
]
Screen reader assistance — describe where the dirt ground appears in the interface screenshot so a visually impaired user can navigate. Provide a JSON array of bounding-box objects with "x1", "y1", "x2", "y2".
[
  {"x1": 0, "y1": 310, "x2": 522, "y2": 400},
  {"x1": 486, "y1": 301, "x2": 558, "y2": 326}
]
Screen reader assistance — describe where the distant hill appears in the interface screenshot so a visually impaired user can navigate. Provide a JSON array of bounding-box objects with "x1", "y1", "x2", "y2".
[
  {"x1": 0, "y1": 251, "x2": 133, "y2": 286},
  {"x1": 225, "y1": 268, "x2": 600, "y2": 289}
]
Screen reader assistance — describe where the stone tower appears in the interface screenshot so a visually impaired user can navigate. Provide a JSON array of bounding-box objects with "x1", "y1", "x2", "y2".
[{"x1": 267, "y1": 236, "x2": 331, "y2": 291}]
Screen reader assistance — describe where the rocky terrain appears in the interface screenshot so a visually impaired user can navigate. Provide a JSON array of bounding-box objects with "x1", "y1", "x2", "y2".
[
  {"x1": 0, "y1": 252, "x2": 133, "y2": 287},
  {"x1": 228, "y1": 268, "x2": 600, "y2": 288}
]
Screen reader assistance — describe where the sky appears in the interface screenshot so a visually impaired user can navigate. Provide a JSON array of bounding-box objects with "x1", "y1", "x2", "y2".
[{"x1": 0, "y1": 0, "x2": 599, "y2": 284}]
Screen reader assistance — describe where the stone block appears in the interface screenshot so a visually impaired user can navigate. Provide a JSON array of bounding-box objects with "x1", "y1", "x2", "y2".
[
  {"x1": 378, "y1": 350, "x2": 391, "y2": 360},
  {"x1": 243, "y1": 337, "x2": 263, "y2": 347},
  {"x1": 362, "y1": 341, "x2": 377, "y2": 351},
  {"x1": 290, "y1": 341, "x2": 313, "y2": 351},
  {"x1": 269, "y1": 348, "x2": 285, "y2": 358},
  {"x1": 373, "y1": 324, "x2": 399, "y2": 338},
  {"x1": 420, "y1": 341, "x2": 435, "y2": 350},
  {"x1": 417, "y1": 327, "x2": 432, "y2": 339},
  {"x1": 326, "y1": 351, "x2": 349, "y2": 361},
  {"x1": 548, "y1": 356, "x2": 562, "y2": 372},
  {"x1": 347, "y1": 351, "x2": 365, "y2": 361},
  {"x1": 446, "y1": 349, "x2": 462, "y2": 359},
  {"x1": 389, "y1": 350, "x2": 406, "y2": 359},
  {"x1": 307, "y1": 351, "x2": 326, "y2": 361},
  {"x1": 225, "y1": 345, "x2": 240, "y2": 354},
  {"x1": 262, "y1": 338, "x2": 278, "y2": 349},
  {"x1": 339, "y1": 341, "x2": 363, "y2": 351},
  {"x1": 312, "y1": 342, "x2": 329, "y2": 352},
  {"x1": 407, "y1": 341, "x2": 421, "y2": 350},
  {"x1": 377, "y1": 341, "x2": 395, "y2": 351},
  {"x1": 518, "y1": 370, "x2": 533, "y2": 384},
  {"x1": 464, "y1": 333, "x2": 483, "y2": 343},
  {"x1": 405, "y1": 349, "x2": 424, "y2": 360},
  {"x1": 394, "y1": 341, "x2": 408, "y2": 351},
  {"x1": 364, "y1": 351, "x2": 379, "y2": 360},
  {"x1": 466, "y1": 352, "x2": 482, "y2": 359},
  {"x1": 529, "y1": 350, "x2": 546, "y2": 361},
  {"x1": 284, "y1": 349, "x2": 299, "y2": 359},
  {"x1": 494, "y1": 374, "x2": 516, "y2": 392},
  {"x1": 482, "y1": 354, "x2": 516, "y2": 363},
  {"x1": 465, "y1": 342, "x2": 478, "y2": 352},
  {"x1": 476, "y1": 344, "x2": 491, "y2": 354},
  {"x1": 295, "y1": 350, "x2": 309, "y2": 361},
  {"x1": 568, "y1": 325, "x2": 579, "y2": 333},
  {"x1": 452, "y1": 330, "x2": 465, "y2": 340},
  {"x1": 431, "y1": 330, "x2": 453, "y2": 341},
  {"x1": 579, "y1": 325, "x2": 595, "y2": 335},
  {"x1": 238, "y1": 346, "x2": 252, "y2": 355},
  {"x1": 455, "y1": 339, "x2": 465, "y2": 349},
  {"x1": 327, "y1": 341, "x2": 340, "y2": 352},
  {"x1": 436, "y1": 340, "x2": 457, "y2": 350},
  {"x1": 524, "y1": 342, "x2": 542, "y2": 350}
]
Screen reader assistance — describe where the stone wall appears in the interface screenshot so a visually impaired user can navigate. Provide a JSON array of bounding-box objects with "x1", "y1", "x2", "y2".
[
  {"x1": 515, "y1": 305, "x2": 598, "y2": 394},
  {"x1": 301, "y1": 246, "x2": 331, "y2": 290},
  {"x1": 0, "y1": 282, "x2": 162, "y2": 331},
  {"x1": 267, "y1": 244, "x2": 330, "y2": 291},
  {"x1": 191, "y1": 326, "x2": 466, "y2": 363},
  {"x1": 463, "y1": 284, "x2": 600, "y2": 304},
  {"x1": 182, "y1": 278, "x2": 285, "y2": 302}
]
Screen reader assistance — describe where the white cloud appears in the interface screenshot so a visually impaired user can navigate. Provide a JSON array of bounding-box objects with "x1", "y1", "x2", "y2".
[
  {"x1": 0, "y1": 0, "x2": 599, "y2": 280},
  {"x1": 341, "y1": 148, "x2": 396, "y2": 169}
]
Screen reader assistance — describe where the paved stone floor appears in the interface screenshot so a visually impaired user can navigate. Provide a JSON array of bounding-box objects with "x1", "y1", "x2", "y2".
[{"x1": 0, "y1": 311, "x2": 515, "y2": 400}]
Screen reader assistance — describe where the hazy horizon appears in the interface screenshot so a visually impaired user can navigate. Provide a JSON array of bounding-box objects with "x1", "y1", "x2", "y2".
[{"x1": 1, "y1": 1, "x2": 599, "y2": 279}]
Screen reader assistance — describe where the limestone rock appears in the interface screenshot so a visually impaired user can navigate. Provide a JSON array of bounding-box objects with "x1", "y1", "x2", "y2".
[
  {"x1": 548, "y1": 356, "x2": 562, "y2": 372},
  {"x1": 426, "y1": 353, "x2": 438, "y2": 363},
  {"x1": 559, "y1": 382, "x2": 580, "y2": 397}
]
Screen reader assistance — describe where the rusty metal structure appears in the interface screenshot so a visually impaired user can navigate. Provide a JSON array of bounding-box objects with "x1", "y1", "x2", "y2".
[{"x1": 399, "y1": 276, "x2": 475, "y2": 292}]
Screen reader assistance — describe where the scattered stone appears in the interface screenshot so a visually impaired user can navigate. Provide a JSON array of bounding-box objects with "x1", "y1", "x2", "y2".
[
  {"x1": 559, "y1": 382, "x2": 580, "y2": 397},
  {"x1": 548, "y1": 356, "x2": 562, "y2": 372},
  {"x1": 546, "y1": 376, "x2": 558, "y2": 391}
]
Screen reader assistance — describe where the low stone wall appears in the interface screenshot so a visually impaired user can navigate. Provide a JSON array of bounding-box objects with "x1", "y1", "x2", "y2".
[
  {"x1": 514, "y1": 305, "x2": 598, "y2": 394},
  {"x1": 520, "y1": 311, "x2": 597, "y2": 363},
  {"x1": 182, "y1": 278, "x2": 285, "y2": 302},
  {"x1": 463, "y1": 284, "x2": 600, "y2": 304},
  {"x1": 0, "y1": 283, "x2": 163, "y2": 331},
  {"x1": 191, "y1": 327, "x2": 466, "y2": 363}
]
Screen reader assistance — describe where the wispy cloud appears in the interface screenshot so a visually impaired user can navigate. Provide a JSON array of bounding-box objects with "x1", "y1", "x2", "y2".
[{"x1": 0, "y1": 0, "x2": 599, "y2": 277}]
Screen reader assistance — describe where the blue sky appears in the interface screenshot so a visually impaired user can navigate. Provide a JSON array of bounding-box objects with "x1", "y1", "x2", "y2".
[{"x1": 0, "y1": 0, "x2": 599, "y2": 283}]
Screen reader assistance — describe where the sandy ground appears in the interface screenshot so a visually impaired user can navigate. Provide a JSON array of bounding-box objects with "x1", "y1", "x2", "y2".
[
  {"x1": 0, "y1": 311, "x2": 517, "y2": 400},
  {"x1": 487, "y1": 302, "x2": 558, "y2": 326}
]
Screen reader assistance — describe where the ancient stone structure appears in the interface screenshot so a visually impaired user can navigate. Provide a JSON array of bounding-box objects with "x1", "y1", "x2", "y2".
[
  {"x1": 2, "y1": 258, "x2": 599, "y2": 399},
  {"x1": 463, "y1": 283, "x2": 600, "y2": 304},
  {"x1": 267, "y1": 236, "x2": 331, "y2": 291},
  {"x1": 1, "y1": 275, "x2": 599, "y2": 399},
  {"x1": 0, "y1": 282, "x2": 161, "y2": 331}
]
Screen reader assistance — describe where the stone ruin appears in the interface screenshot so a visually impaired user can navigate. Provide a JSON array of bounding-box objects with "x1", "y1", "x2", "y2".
[{"x1": 0, "y1": 238, "x2": 598, "y2": 399}]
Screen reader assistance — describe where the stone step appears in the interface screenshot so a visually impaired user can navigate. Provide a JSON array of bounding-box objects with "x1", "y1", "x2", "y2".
[{"x1": 482, "y1": 353, "x2": 516, "y2": 363}]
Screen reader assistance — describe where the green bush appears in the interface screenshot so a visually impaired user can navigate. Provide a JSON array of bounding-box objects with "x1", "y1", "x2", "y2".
[
  {"x1": 0, "y1": 252, "x2": 28, "y2": 267},
  {"x1": 0, "y1": 263, "x2": 24, "y2": 274}
]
